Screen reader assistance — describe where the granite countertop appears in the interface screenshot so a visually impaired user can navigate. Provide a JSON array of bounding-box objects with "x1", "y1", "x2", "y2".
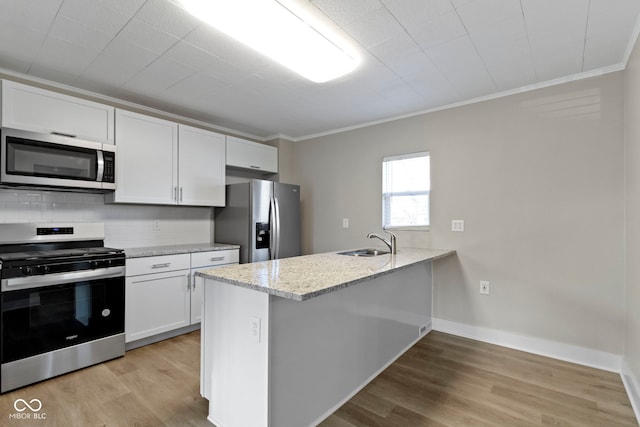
[
  {"x1": 196, "y1": 248, "x2": 455, "y2": 301},
  {"x1": 125, "y1": 243, "x2": 240, "y2": 258}
]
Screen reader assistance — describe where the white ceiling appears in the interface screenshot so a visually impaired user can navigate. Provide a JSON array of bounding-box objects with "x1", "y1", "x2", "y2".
[{"x1": 1, "y1": 0, "x2": 639, "y2": 140}]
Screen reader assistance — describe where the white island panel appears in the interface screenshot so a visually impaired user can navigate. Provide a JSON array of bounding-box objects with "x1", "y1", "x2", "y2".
[
  {"x1": 203, "y1": 260, "x2": 434, "y2": 427},
  {"x1": 205, "y1": 282, "x2": 270, "y2": 427},
  {"x1": 270, "y1": 261, "x2": 432, "y2": 427}
]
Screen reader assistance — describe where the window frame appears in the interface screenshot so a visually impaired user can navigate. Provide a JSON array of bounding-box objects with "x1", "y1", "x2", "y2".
[{"x1": 381, "y1": 151, "x2": 430, "y2": 232}]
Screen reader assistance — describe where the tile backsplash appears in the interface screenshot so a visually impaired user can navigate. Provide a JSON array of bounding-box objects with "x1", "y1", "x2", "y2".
[{"x1": 0, "y1": 189, "x2": 213, "y2": 248}]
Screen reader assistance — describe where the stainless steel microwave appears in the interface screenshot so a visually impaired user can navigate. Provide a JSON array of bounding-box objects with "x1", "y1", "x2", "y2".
[{"x1": 0, "y1": 128, "x2": 116, "y2": 191}]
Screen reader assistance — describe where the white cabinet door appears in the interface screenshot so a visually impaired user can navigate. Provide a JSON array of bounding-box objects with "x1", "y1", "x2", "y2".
[
  {"x1": 226, "y1": 136, "x2": 278, "y2": 173},
  {"x1": 111, "y1": 109, "x2": 177, "y2": 204},
  {"x1": 1, "y1": 80, "x2": 115, "y2": 144},
  {"x1": 190, "y1": 249, "x2": 240, "y2": 324},
  {"x1": 197, "y1": 249, "x2": 240, "y2": 399},
  {"x1": 125, "y1": 269, "x2": 191, "y2": 343},
  {"x1": 191, "y1": 273, "x2": 205, "y2": 324},
  {"x1": 178, "y1": 125, "x2": 226, "y2": 206}
]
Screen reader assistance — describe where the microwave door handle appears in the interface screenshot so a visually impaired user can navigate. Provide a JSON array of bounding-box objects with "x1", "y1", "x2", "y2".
[{"x1": 96, "y1": 150, "x2": 105, "y2": 182}]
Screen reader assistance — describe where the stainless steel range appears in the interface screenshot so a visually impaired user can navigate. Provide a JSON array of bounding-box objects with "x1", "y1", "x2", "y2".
[{"x1": 0, "y1": 223, "x2": 125, "y2": 392}]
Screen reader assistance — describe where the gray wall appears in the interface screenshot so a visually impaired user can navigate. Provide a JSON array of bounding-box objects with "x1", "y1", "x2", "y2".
[
  {"x1": 266, "y1": 137, "x2": 296, "y2": 185},
  {"x1": 625, "y1": 39, "x2": 640, "y2": 387},
  {"x1": 293, "y1": 72, "x2": 626, "y2": 355}
]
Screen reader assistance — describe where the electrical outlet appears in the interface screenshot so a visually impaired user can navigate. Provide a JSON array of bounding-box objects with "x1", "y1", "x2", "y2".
[
  {"x1": 418, "y1": 324, "x2": 429, "y2": 337},
  {"x1": 480, "y1": 281, "x2": 490, "y2": 295},
  {"x1": 250, "y1": 317, "x2": 261, "y2": 342},
  {"x1": 451, "y1": 220, "x2": 465, "y2": 232},
  {"x1": 342, "y1": 218, "x2": 349, "y2": 228}
]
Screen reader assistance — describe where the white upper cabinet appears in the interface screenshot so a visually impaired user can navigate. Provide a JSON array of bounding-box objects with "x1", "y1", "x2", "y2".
[
  {"x1": 226, "y1": 136, "x2": 278, "y2": 174},
  {"x1": 1, "y1": 80, "x2": 115, "y2": 144},
  {"x1": 178, "y1": 125, "x2": 226, "y2": 207},
  {"x1": 110, "y1": 109, "x2": 178, "y2": 205},
  {"x1": 109, "y1": 109, "x2": 226, "y2": 206}
]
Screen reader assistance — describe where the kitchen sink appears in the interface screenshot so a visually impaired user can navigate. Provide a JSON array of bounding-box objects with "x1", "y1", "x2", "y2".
[{"x1": 337, "y1": 248, "x2": 390, "y2": 257}]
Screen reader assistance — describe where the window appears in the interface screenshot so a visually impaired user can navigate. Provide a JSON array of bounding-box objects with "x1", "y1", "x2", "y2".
[{"x1": 382, "y1": 152, "x2": 430, "y2": 229}]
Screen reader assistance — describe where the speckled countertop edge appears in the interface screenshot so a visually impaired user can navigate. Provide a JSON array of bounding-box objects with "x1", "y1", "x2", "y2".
[
  {"x1": 125, "y1": 243, "x2": 240, "y2": 258},
  {"x1": 196, "y1": 248, "x2": 456, "y2": 301}
]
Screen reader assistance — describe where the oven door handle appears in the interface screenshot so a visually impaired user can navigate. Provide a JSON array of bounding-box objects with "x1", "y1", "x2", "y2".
[{"x1": 1, "y1": 266, "x2": 125, "y2": 292}]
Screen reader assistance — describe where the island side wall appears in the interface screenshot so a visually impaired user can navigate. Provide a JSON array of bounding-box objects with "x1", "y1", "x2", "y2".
[
  {"x1": 203, "y1": 260, "x2": 432, "y2": 427},
  {"x1": 270, "y1": 261, "x2": 432, "y2": 427}
]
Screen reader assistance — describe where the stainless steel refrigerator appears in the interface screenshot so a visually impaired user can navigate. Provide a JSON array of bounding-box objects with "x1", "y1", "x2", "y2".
[{"x1": 214, "y1": 179, "x2": 301, "y2": 263}]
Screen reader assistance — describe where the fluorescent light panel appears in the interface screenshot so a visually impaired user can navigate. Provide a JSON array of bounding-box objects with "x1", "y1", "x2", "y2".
[{"x1": 178, "y1": 0, "x2": 360, "y2": 83}]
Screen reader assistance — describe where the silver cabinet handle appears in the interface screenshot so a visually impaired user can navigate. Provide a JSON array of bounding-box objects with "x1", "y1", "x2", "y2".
[
  {"x1": 151, "y1": 263, "x2": 171, "y2": 269},
  {"x1": 210, "y1": 256, "x2": 225, "y2": 262},
  {"x1": 51, "y1": 131, "x2": 77, "y2": 138},
  {"x1": 249, "y1": 165, "x2": 261, "y2": 169},
  {"x1": 173, "y1": 186, "x2": 178, "y2": 201},
  {"x1": 180, "y1": 187, "x2": 183, "y2": 203}
]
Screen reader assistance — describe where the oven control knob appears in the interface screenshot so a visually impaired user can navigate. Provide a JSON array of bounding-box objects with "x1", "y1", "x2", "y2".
[
  {"x1": 23, "y1": 266, "x2": 33, "y2": 276},
  {"x1": 91, "y1": 260, "x2": 98, "y2": 269},
  {"x1": 41, "y1": 265, "x2": 50, "y2": 274}
]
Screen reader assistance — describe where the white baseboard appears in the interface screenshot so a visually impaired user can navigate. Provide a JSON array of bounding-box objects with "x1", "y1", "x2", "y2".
[
  {"x1": 622, "y1": 359, "x2": 640, "y2": 423},
  {"x1": 432, "y1": 318, "x2": 622, "y2": 373}
]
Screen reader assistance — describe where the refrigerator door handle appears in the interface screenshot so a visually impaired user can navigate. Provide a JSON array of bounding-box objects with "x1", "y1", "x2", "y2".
[
  {"x1": 273, "y1": 197, "x2": 281, "y2": 259},
  {"x1": 269, "y1": 197, "x2": 276, "y2": 260}
]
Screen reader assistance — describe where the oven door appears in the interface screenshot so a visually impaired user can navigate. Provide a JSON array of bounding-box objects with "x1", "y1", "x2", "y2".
[
  {"x1": 0, "y1": 127, "x2": 112, "y2": 190},
  {"x1": 1, "y1": 267, "x2": 125, "y2": 364}
]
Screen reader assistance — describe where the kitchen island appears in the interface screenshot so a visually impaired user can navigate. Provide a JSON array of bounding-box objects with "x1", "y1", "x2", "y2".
[{"x1": 197, "y1": 248, "x2": 455, "y2": 427}]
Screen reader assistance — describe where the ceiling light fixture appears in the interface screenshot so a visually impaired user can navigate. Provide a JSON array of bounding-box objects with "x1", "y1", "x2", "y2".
[{"x1": 177, "y1": 0, "x2": 361, "y2": 83}]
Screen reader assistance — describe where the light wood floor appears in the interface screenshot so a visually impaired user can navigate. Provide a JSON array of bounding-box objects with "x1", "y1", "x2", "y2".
[
  {"x1": 321, "y1": 332, "x2": 638, "y2": 427},
  {"x1": 0, "y1": 331, "x2": 636, "y2": 426}
]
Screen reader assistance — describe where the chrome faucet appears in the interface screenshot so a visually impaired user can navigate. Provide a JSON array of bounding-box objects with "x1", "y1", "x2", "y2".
[{"x1": 367, "y1": 230, "x2": 397, "y2": 254}]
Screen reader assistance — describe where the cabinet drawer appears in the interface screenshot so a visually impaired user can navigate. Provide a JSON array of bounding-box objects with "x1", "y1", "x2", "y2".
[
  {"x1": 191, "y1": 250, "x2": 239, "y2": 268},
  {"x1": 126, "y1": 254, "x2": 190, "y2": 277}
]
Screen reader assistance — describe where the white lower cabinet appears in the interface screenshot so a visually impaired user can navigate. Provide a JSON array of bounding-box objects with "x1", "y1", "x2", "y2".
[
  {"x1": 196, "y1": 249, "x2": 240, "y2": 400},
  {"x1": 125, "y1": 254, "x2": 191, "y2": 343},
  {"x1": 126, "y1": 249, "x2": 239, "y2": 344},
  {"x1": 190, "y1": 249, "x2": 239, "y2": 324}
]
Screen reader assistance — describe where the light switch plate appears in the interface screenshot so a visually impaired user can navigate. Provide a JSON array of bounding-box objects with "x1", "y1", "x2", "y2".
[{"x1": 451, "y1": 220, "x2": 464, "y2": 232}]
